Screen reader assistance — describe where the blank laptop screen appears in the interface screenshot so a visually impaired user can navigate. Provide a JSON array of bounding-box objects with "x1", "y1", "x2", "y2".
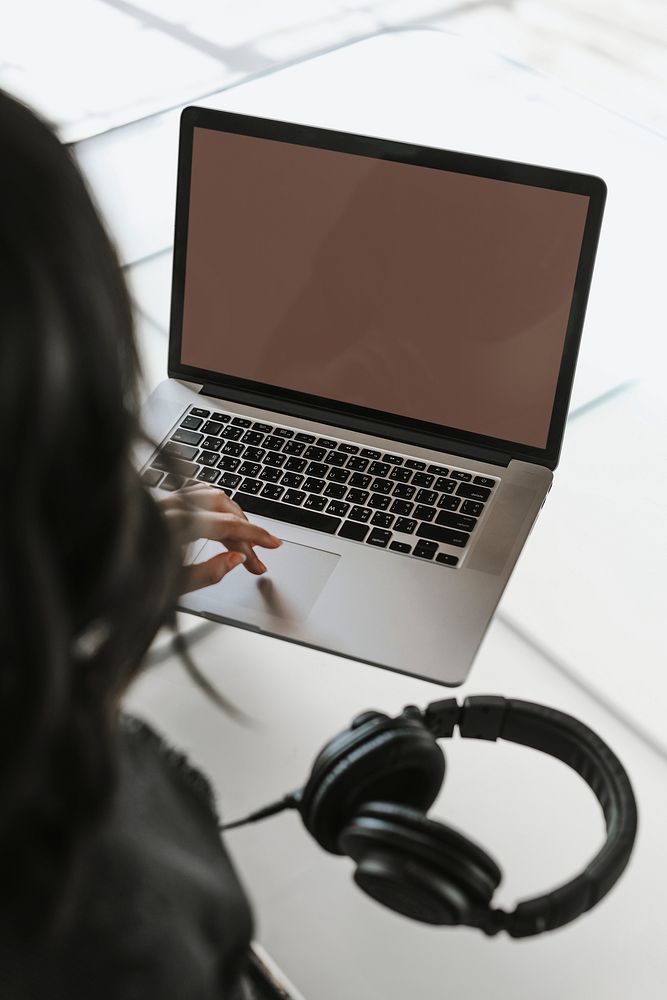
[{"x1": 180, "y1": 126, "x2": 590, "y2": 450}]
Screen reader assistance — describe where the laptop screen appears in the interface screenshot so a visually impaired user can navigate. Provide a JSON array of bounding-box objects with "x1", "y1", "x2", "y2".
[{"x1": 179, "y1": 124, "x2": 591, "y2": 451}]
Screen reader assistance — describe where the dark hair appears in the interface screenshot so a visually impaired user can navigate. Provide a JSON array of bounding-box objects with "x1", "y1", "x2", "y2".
[{"x1": 0, "y1": 91, "x2": 182, "y2": 935}]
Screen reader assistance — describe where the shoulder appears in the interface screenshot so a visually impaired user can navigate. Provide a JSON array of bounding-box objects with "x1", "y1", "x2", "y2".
[{"x1": 30, "y1": 717, "x2": 254, "y2": 999}]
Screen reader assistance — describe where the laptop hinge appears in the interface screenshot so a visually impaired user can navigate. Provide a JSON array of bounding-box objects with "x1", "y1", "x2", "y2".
[{"x1": 200, "y1": 383, "x2": 512, "y2": 469}]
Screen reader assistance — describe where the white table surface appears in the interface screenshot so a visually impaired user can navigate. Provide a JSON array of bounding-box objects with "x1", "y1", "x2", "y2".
[{"x1": 85, "y1": 27, "x2": 667, "y2": 999}]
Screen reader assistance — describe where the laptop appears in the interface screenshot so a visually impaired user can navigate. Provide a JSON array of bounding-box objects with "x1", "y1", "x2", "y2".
[{"x1": 138, "y1": 105, "x2": 605, "y2": 686}]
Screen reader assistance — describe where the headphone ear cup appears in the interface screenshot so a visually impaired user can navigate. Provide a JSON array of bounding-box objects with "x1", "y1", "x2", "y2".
[
  {"x1": 300, "y1": 715, "x2": 445, "y2": 854},
  {"x1": 339, "y1": 802, "x2": 502, "y2": 925}
]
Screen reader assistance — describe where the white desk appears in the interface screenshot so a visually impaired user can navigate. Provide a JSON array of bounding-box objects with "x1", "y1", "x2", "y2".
[{"x1": 96, "y1": 28, "x2": 667, "y2": 999}]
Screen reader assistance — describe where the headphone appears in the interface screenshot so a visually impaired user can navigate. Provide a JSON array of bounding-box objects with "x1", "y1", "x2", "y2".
[{"x1": 223, "y1": 695, "x2": 637, "y2": 937}]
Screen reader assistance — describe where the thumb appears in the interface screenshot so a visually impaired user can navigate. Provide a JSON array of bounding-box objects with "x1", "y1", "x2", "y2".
[{"x1": 181, "y1": 552, "x2": 246, "y2": 594}]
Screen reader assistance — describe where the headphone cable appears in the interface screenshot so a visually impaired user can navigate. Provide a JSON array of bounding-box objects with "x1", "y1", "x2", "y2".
[{"x1": 221, "y1": 791, "x2": 301, "y2": 832}]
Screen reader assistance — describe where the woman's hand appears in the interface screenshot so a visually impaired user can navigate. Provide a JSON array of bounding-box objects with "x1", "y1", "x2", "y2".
[{"x1": 160, "y1": 485, "x2": 282, "y2": 594}]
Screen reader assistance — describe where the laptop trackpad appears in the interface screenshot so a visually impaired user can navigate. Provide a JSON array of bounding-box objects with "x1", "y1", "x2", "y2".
[{"x1": 192, "y1": 539, "x2": 340, "y2": 623}]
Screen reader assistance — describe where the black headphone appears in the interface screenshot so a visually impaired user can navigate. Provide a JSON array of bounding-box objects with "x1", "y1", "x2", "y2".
[{"x1": 223, "y1": 695, "x2": 637, "y2": 937}]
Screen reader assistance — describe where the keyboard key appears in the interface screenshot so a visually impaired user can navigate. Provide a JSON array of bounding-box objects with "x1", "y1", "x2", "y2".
[
  {"x1": 346, "y1": 456, "x2": 369, "y2": 472},
  {"x1": 232, "y1": 417, "x2": 252, "y2": 427},
  {"x1": 413, "y1": 540, "x2": 437, "y2": 560},
  {"x1": 404, "y1": 460, "x2": 426, "y2": 470},
  {"x1": 369, "y1": 461, "x2": 390, "y2": 477},
  {"x1": 211, "y1": 412, "x2": 231, "y2": 422},
  {"x1": 383, "y1": 454, "x2": 404, "y2": 465},
  {"x1": 450, "y1": 470, "x2": 472, "y2": 482},
  {"x1": 220, "y1": 425, "x2": 244, "y2": 441},
  {"x1": 395, "y1": 517, "x2": 417, "y2": 535},
  {"x1": 261, "y1": 483, "x2": 284, "y2": 500},
  {"x1": 238, "y1": 478, "x2": 262, "y2": 495},
  {"x1": 473, "y1": 476, "x2": 496, "y2": 488},
  {"x1": 189, "y1": 407, "x2": 210, "y2": 418},
  {"x1": 283, "y1": 440, "x2": 306, "y2": 455},
  {"x1": 284, "y1": 457, "x2": 307, "y2": 473},
  {"x1": 414, "y1": 504, "x2": 436, "y2": 522},
  {"x1": 172, "y1": 428, "x2": 203, "y2": 447},
  {"x1": 435, "y1": 510, "x2": 477, "y2": 532},
  {"x1": 324, "y1": 483, "x2": 347, "y2": 499},
  {"x1": 303, "y1": 477, "x2": 326, "y2": 494},
  {"x1": 436, "y1": 553, "x2": 459, "y2": 566},
  {"x1": 390, "y1": 500, "x2": 413, "y2": 516},
  {"x1": 412, "y1": 472, "x2": 434, "y2": 488},
  {"x1": 164, "y1": 441, "x2": 199, "y2": 461},
  {"x1": 348, "y1": 506, "x2": 372, "y2": 523},
  {"x1": 371, "y1": 512, "x2": 394, "y2": 529},
  {"x1": 201, "y1": 421, "x2": 223, "y2": 436},
  {"x1": 281, "y1": 472, "x2": 304, "y2": 488},
  {"x1": 252, "y1": 422, "x2": 273, "y2": 433},
  {"x1": 242, "y1": 431, "x2": 264, "y2": 447},
  {"x1": 199, "y1": 436, "x2": 222, "y2": 452},
  {"x1": 180, "y1": 415, "x2": 203, "y2": 431},
  {"x1": 303, "y1": 446, "x2": 326, "y2": 461},
  {"x1": 389, "y1": 541, "x2": 411, "y2": 553},
  {"x1": 295, "y1": 432, "x2": 315, "y2": 443},
  {"x1": 393, "y1": 483, "x2": 415, "y2": 500},
  {"x1": 160, "y1": 473, "x2": 184, "y2": 491},
  {"x1": 238, "y1": 462, "x2": 261, "y2": 478},
  {"x1": 337, "y1": 443, "x2": 359, "y2": 454},
  {"x1": 283, "y1": 489, "x2": 306, "y2": 506},
  {"x1": 371, "y1": 478, "x2": 392, "y2": 494},
  {"x1": 327, "y1": 501, "x2": 350, "y2": 517},
  {"x1": 316, "y1": 437, "x2": 337, "y2": 449},
  {"x1": 347, "y1": 488, "x2": 369, "y2": 505},
  {"x1": 218, "y1": 473, "x2": 241, "y2": 490},
  {"x1": 368, "y1": 493, "x2": 391, "y2": 510},
  {"x1": 218, "y1": 456, "x2": 241, "y2": 472},
  {"x1": 461, "y1": 500, "x2": 484, "y2": 517},
  {"x1": 366, "y1": 528, "x2": 392, "y2": 548},
  {"x1": 274, "y1": 427, "x2": 293, "y2": 438},
  {"x1": 142, "y1": 468, "x2": 163, "y2": 488},
  {"x1": 325, "y1": 450, "x2": 347, "y2": 467},
  {"x1": 434, "y1": 477, "x2": 456, "y2": 493},
  {"x1": 457, "y1": 483, "x2": 491, "y2": 502},
  {"x1": 389, "y1": 467, "x2": 411, "y2": 482},
  {"x1": 338, "y1": 520, "x2": 369, "y2": 542},
  {"x1": 427, "y1": 464, "x2": 449, "y2": 476},
  {"x1": 304, "y1": 494, "x2": 328, "y2": 511},
  {"x1": 259, "y1": 467, "x2": 282, "y2": 483},
  {"x1": 239, "y1": 493, "x2": 341, "y2": 534},
  {"x1": 153, "y1": 454, "x2": 198, "y2": 478},
  {"x1": 438, "y1": 495, "x2": 461, "y2": 511},
  {"x1": 415, "y1": 489, "x2": 437, "y2": 505},
  {"x1": 221, "y1": 441, "x2": 244, "y2": 457},
  {"x1": 263, "y1": 435, "x2": 284, "y2": 450},
  {"x1": 243, "y1": 447, "x2": 265, "y2": 463},
  {"x1": 416, "y1": 523, "x2": 470, "y2": 547},
  {"x1": 306, "y1": 462, "x2": 328, "y2": 478},
  {"x1": 359, "y1": 448, "x2": 381, "y2": 460},
  {"x1": 265, "y1": 452, "x2": 287, "y2": 468},
  {"x1": 349, "y1": 473, "x2": 372, "y2": 489},
  {"x1": 327, "y1": 467, "x2": 350, "y2": 483},
  {"x1": 199, "y1": 450, "x2": 220, "y2": 467},
  {"x1": 197, "y1": 468, "x2": 220, "y2": 484}
]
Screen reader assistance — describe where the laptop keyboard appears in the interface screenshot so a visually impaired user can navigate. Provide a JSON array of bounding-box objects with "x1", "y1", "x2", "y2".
[{"x1": 143, "y1": 406, "x2": 500, "y2": 568}]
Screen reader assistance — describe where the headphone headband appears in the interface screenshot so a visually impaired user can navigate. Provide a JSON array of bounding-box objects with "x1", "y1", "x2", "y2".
[{"x1": 422, "y1": 695, "x2": 638, "y2": 937}]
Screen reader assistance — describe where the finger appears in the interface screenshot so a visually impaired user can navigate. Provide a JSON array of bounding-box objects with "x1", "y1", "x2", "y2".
[
  {"x1": 181, "y1": 551, "x2": 247, "y2": 594},
  {"x1": 223, "y1": 538, "x2": 268, "y2": 576},
  {"x1": 188, "y1": 511, "x2": 282, "y2": 550}
]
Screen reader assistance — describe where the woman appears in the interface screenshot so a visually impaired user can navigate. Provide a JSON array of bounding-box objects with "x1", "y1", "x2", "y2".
[{"x1": 0, "y1": 89, "x2": 282, "y2": 998}]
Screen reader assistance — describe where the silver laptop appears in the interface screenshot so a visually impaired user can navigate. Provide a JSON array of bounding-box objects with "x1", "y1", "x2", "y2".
[{"x1": 139, "y1": 106, "x2": 605, "y2": 686}]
